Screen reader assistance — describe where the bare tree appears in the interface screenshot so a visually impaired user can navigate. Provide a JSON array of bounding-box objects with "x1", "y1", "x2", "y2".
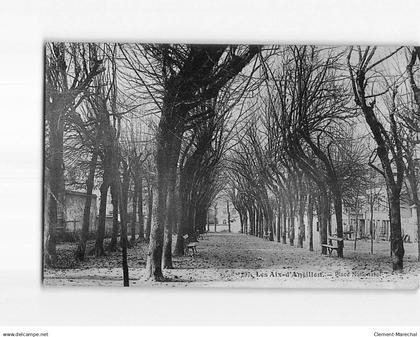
[
  {"x1": 121, "y1": 44, "x2": 260, "y2": 280},
  {"x1": 348, "y1": 46, "x2": 406, "y2": 270},
  {"x1": 403, "y1": 47, "x2": 420, "y2": 261},
  {"x1": 262, "y1": 46, "x2": 351, "y2": 256},
  {"x1": 44, "y1": 43, "x2": 103, "y2": 265}
]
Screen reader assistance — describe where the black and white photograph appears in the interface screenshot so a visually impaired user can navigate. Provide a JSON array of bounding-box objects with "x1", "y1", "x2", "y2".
[
  {"x1": 1, "y1": 0, "x2": 420, "y2": 333},
  {"x1": 42, "y1": 43, "x2": 420, "y2": 288}
]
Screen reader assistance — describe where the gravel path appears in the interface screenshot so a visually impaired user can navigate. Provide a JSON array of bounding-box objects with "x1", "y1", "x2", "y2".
[{"x1": 44, "y1": 232, "x2": 420, "y2": 288}]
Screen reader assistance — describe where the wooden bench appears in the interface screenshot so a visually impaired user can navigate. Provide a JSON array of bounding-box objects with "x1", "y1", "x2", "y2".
[
  {"x1": 322, "y1": 236, "x2": 344, "y2": 256},
  {"x1": 183, "y1": 234, "x2": 198, "y2": 256},
  {"x1": 343, "y1": 231, "x2": 353, "y2": 240},
  {"x1": 196, "y1": 230, "x2": 204, "y2": 240},
  {"x1": 185, "y1": 242, "x2": 198, "y2": 255},
  {"x1": 263, "y1": 231, "x2": 272, "y2": 241}
]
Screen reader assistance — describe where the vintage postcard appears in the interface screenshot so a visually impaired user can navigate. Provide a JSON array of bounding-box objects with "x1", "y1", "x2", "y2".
[{"x1": 43, "y1": 43, "x2": 420, "y2": 288}]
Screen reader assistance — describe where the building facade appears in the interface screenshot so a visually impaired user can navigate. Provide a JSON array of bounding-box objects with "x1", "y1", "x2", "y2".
[
  {"x1": 61, "y1": 190, "x2": 98, "y2": 234},
  {"x1": 207, "y1": 200, "x2": 240, "y2": 233}
]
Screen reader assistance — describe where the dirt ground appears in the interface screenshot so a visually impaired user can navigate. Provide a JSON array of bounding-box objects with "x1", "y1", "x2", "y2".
[{"x1": 43, "y1": 232, "x2": 420, "y2": 288}]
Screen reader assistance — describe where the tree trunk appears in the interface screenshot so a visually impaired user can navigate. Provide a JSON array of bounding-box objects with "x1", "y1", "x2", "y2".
[
  {"x1": 282, "y1": 207, "x2": 287, "y2": 244},
  {"x1": 327, "y1": 201, "x2": 332, "y2": 244},
  {"x1": 256, "y1": 208, "x2": 260, "y2": 237},
  {"x1": 108, "y1": 184, "x2": 119, "y2": 252},
  {"x1": 76, "y1": 151, "x2": 97, "y2": 261},
  {"x1": 145, "y1": 119, "x2": 181, "y2": 280},
  {"x1": 298, "y1": 193, "x2": 305, "y2": 248},
  {"x1": 46, "y1": 122, "x2": 66, "y2": 265},
  {"x1": 388, "y1": 191, "x2": 405, "y2": 271},
  {"x1": 173, "y1": 158, "x2": 191, "y2": 257},
  {"x1": 243, "y1": 211, "x2": 248, "y2": 234},
  {"x1": 43, "y1": 168, "x2": 52, "y2": 267},
  {"x1": 145, "y1": 183, "x2": 153, "y2": 241},
  {"x1": 173, "y1": 207, "x2": 186, "y2": 256},
  {"x1": 246, "y1": 208, "x2": 251, "y2": 235},
  {"x1": 276, "y1": 205, "x2": 281, "y2": 243},
  {"x1": 227, "y1": 200, "x2": 231, "y2": 233},
  {"x1": 130, "y1": 181, "x2": 138, "y2": 244},
  {"x1": 261, "y1": 209, "x2": 271, "y2": 238},
  {"x1": 214, "y1": 203, "x2": 217, "y2": 232},
  {"x1": 289, "y1": 201, "x2": 295, "y2": 246},
  {"x1": 163, "y1": 166, "x2": 177, "y2": 269},
  {"x1": 308, "y1": 194, "x2": 314, "y2": 252},
  {"x1": 319, "y1": 190, "x2": 328, "y2": 255},
  {"x1": 138, "y1": 177, "x2": 144, "y2": 240},
  {"x1": 249, "y1": 207, "x2": 255, "y2": 236},
  {"x1": 47, "y1": 185, "x2": 58, "y2": 265},
  {"x1": 406, "y1": 168, "x2": 420, "y2": 261},
  {"x1": 331, "y1": 186, "x2": 344, "y2": 258},
  {"x1": 119, "y1": 164, "x2": 130, "y2": 287},
  {"x1": 370, "y1": 199, "x2": 374, "y2": 254},
  {"x1": 145, "y1": 138, "x2": 167, "y2": 281},
  {"x1": 354, "y1": 199, "x2": 359, "y2": 251},
  {"x1": 271, "y1": 209, "x2": 276, "y2": 239},
  {"x1": 416, "y1": 201, "x2": 420, "y2": 263},
  {"x1": 120, "y1": 173, "x2": 130, "y2": 249},
  {"x1": 255, "y1": 208, "x2": 259, "y2": 237},
  {"x1": 95, "y1": 176, "x2": 110, "y2": 257},
  {"x1": 269, "y1": 209, "x2": 276, "y2": 241}
]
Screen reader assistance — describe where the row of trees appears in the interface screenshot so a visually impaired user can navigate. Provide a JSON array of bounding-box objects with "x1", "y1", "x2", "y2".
[
  {"x1": 44, "y1": 43, "x2": 158, "y2": 285},
  {"x1": 227, "y1": 46, "x2": 420, "y2": 271},
  {"x1": 44, "y1": 43, "x2": 261, "y2": 284},
  {"x1": 44, "y1": 44, "x2": 420, "y2": 287}
]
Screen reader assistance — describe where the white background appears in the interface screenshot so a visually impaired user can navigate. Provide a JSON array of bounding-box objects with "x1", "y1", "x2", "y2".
[{"x1": 0, "y1": 0, "x2": 419, "y2": 327}]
